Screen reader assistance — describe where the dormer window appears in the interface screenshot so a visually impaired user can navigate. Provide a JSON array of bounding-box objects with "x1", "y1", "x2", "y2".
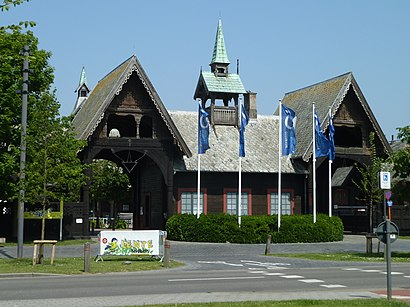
[{"x1": 80, "y1": 90, "x2": 87, "y2": 97}]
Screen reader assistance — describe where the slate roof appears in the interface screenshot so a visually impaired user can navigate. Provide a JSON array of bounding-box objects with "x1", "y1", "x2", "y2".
[
  {"x1": 332, "y1": 166, "x2": 354, "y2": 187},
  {"x1": 72, "y1": 55, "x2": 191, "y2": 157},
  {"x1": 279, "y1": 72, "x2": 391, "y2": 161},
  {"x1": 170, "y1": 112, "x2": 306, "y2": 174}
]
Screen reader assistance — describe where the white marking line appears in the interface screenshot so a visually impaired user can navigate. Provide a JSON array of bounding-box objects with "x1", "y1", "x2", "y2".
[
  {"x1": 168, "y1": 276, "x2": 264, "y2": 282},
  {"x1": 404, "y1": 276, "x2": 410, "y2": 278},
  {"x1": 299, "y1": 279, "x2": 324, "y2": 283},
  {"x1": 361, "y1": 269, "x2": 382, "y2": 273},
  {"x1": 342, "y1": 268, "x2": 361, "y2": 271},
  {"x1": 266, "y1": 266, "x2": 289, "y2": 270},
  {"x1": 380, "y1": 271, "x2": 404, "y2": 275},
  {"x1": 197, "y1": 261, "x2": 243, "y2": 267},
  {"x1": 263, "y1": 272, "x2": 285, "y2": 276},
  {"x1": 320, "y1": 284, "x2": 347, "y2": 288},
  {"x1": 241, "y1": 260, "x2": 291, "y2": 267},
  {"x1": 280, "y1": 275, "x2": 304, "y2": 279},
  {"x1": 248, "y1": 270, "x2": 266, "y2": 274}
]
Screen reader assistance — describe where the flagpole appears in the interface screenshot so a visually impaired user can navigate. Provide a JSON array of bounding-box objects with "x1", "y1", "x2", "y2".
[
  {"x1": 329, "y1": 159, "x2": 332, "y2": 217},
  {"x1": 278, "y1": 100, "x2": 282, "y2": 230},
  {"x1": 312, "y1": 102, "x2": 317, "y2": 223},
  {"x1": 328, "y1": 108, "x2": 332, "y2": 218},
  {"x1": 197, "y1": 99, "x2": 202, "y2": 219},
  {"x1": 238, "y1": 97, "x2": 242, "y2": 226},
  {"x1": 197, "y1": 153, "x2": 201, "y2": 219}
]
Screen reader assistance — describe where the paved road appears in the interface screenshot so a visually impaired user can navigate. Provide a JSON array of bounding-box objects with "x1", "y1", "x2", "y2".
[{"x1": 0, "y1": 235, "x2": 409, "y2": 306}]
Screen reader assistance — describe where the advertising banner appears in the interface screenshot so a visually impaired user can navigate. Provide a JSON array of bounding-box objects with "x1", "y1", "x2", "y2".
[{"x1": 98, "y1": 230, "x2": 165, "y2": 257}]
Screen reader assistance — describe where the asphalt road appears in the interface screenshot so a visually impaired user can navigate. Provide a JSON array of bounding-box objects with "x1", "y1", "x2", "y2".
[{"x1": 0, "y1": 235, "x2": 409, "y2": 306}]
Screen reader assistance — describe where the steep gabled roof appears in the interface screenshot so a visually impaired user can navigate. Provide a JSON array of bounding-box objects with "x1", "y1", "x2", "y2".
[
  {"x1": 72, "y1": 55, "x2": 191, "y2": 157},
  {"x1": 170, "y1": 112, "x2": 306, "y2": 174},
  {"x1": 280, "y1": 72, "x2": 391, "y2": 161}
]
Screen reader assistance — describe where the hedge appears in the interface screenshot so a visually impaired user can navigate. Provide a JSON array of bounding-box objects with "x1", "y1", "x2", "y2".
[{"x1": 166, "y1": 213, "x2": 344, "y2": 243}]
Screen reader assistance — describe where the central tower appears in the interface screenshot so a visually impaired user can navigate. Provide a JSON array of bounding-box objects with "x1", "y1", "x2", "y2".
[{"x1": 194, "y1": 19, "x2": 246, "y2": 127}]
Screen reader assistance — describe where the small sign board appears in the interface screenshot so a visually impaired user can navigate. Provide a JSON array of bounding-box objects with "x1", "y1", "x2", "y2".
[
  {"x1": 380, "y1": 171, "x2": 391, "y2": 190},
  {"x1": 376, "y1": 221, "x2": 399, "y2": 244},
  {"x1": 387, "y1": 200, "x2": 393, "y2": 207}
]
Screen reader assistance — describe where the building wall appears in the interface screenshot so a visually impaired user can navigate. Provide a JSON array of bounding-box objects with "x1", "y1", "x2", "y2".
[{"x1": 173, "y1": 171, "x2": 306, "y2": 216}]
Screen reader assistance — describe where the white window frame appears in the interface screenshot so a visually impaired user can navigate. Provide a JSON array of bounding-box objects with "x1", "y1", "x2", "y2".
[{"x1": 270, "y1": 192, "x2": 292, "y2": 215}]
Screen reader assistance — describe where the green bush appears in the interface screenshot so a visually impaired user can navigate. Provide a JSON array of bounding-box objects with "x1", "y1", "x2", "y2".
[{"x1": 165, "y1": 213, "x2": 343, "y2": 243}]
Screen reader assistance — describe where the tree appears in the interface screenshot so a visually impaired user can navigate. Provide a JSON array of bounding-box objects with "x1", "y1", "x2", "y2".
[
  {"x1": 0, "y1": 28, "x2": 54, "y2": 202},
  {"x1": 0, "y1": 0, "x2": 35, "y2": 31},
  {"x1": 391, "y1": 126, "x2": 410, "y2": 204},
  {"x1": 0, "y1": 23, "x2": 85, "y2": 251},
  {"x1": 353, "y1": 132, "x2": 385, "y2": 233}
]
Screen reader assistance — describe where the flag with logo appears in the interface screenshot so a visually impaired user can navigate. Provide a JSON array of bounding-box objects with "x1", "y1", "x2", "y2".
[
  {"x1": 314, "y1": 111, "x2": 331, "y2": 157},
  {"x1": 328, "y1": 112, "x2": 335, "y2": 161},
  {"x1": 281, "y1": 104, "x2": 297, "y2": 156},
  {"x1": 198, "y1": 103, "x2": 210, "y2": 154},
  {"x1": 239, "y1": 101, "x2": 249, "y2": 157}
]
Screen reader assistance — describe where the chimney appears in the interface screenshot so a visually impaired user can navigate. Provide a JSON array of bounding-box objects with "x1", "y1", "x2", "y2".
[{"x1": 244, "y1": 91, "x2": 257, "y2": 119}]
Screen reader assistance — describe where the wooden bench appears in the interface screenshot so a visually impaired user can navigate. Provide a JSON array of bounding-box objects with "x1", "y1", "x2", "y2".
[{"x1": 33, "y1": 240, "x2": 57, "y2": 265}]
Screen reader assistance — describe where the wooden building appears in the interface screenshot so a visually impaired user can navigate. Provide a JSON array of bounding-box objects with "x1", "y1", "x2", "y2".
[{"x1": 70, "y1": 19, "x2": 393, "y2": 237}]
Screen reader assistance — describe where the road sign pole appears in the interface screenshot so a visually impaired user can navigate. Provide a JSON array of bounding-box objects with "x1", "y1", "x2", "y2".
[
  {"x1": 383, "y1": 197, "x2": 387, "y2": 221},
  {"x1": 386, "y1": 218, "x2": 392, "y2": 300}
]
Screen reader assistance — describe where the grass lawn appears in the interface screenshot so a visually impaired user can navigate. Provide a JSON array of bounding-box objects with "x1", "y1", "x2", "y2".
[
  {"x1": 267, "y1": 252, "x2": 410, "y2": 262},
  {"x1": 0, "y1": 256, "x2": 182, "y2": 275},
  {"x1": 135, "y1": 299, "x2": 409, "y2": 306}
]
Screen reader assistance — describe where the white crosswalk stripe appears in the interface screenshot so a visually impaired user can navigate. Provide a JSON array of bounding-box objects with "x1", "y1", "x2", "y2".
[
  {"x1": 280, "y1": 275, "x2": 304, "y2": 279},
  {"x1": 299, "y1": 279, "x2": 324, "y2": 283},
  {"x1": 320, "y1": 284, "x2": 347, "y2": 288}
]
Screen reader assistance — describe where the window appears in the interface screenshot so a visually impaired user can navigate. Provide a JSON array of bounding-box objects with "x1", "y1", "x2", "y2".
[
  {"x1": 224, "y1": 189, "x2": 251, "y2": 215},
  {"x1": 139, "y1": 116, "x2": 153, "y2": 138},
  {"x1": 178, "y1": 189, "x2": 206, "y2": 215},
  {"x1": 107, "y1": 114, "x2": 136, "y2": 137},
  {"x1": 269, "y1": 191, "x2": 292, "y2": 215}
]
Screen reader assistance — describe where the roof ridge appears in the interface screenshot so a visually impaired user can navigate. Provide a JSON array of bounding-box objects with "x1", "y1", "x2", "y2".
[
  {"x1": 285, "y1": 72, "x2": 352, "y2": 96},
  {"x1": 98, "y1": 55, "x2": 135, "y2": 84}
]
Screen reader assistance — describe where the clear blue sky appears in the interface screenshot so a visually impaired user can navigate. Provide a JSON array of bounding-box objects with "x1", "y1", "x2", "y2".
[{"x1": 2, "y1": 0, "x2": 409, "y2": 139}]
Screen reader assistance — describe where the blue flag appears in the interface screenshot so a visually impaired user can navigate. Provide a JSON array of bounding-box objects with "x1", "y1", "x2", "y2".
[
  {"x1": 329, "y1": 113, "x2": 335, "y2": 161},
  {"x1": 198, "y1": 103, "x2": 210, "y2": 154},
  {"x1": 281, "y1": 104, "x2": 297, "y2": 156},
  {"x1": 239, "y1": 101, "x2": 249, "y2": 157},
  {"x1": 314, "y1": 111, "x2": 331, "y2": 157}
]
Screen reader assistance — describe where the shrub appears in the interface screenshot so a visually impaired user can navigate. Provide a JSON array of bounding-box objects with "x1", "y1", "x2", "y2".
[{"x1": 165, "y1": 213, "x2": 343, "y2": 243}]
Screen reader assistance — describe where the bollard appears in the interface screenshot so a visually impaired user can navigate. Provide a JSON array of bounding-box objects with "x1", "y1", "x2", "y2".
[
  {"x1": 163, "y1": 240, "x2": 170, "y2": 268},
  {"x1": 84, "y1": 242, "x2": 91, "y2": 273},
  {"x1": 265, "y1": 234, "x2": 271, "y2": 255}
]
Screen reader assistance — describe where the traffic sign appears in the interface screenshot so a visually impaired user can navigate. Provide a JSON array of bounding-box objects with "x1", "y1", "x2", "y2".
[
  {"x1": 385, "y1": 190, "x2": 392, "y2": 200},
  {"x1": 376, "y1": 221, "x2": 399, "y2": 244},
  {"x1": 380, "y1": 172, "x2": 391, "y2": 190},
  {"x1": 387, "y1": 200, "x2": 393, "y2": 207}
]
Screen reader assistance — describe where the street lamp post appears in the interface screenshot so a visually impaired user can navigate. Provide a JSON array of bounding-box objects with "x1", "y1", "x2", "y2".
[{"x1": 17, "y1": 45, "x2": 29, "y2": 258}]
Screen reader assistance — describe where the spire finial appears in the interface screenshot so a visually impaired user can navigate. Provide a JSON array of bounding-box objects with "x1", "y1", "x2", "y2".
[
  {"x1": 79, "y1": 66, "x2": 87, "y2": 86},
  {"x1": 211, "y1": 18, "x2": 230, "y2": 65}
]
